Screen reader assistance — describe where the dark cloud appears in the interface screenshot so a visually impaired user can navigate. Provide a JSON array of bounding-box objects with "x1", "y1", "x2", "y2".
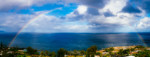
[
  {"x1": 87, "y1": 8, "x2": 100, "y2": 15},
  {"x1": 122, "y1": 1, "x2": 141, "y2": 13},
  {"x1": 0, "y1": 0, "x2": 63, "y2": 12},
  {"x1": 71, "y1": 11, "x2": 84, "y2": 20},
  {"x1": 0, "y1": 13, "x2": 33, "y2": 32},
  {"x1": 90, "y1": 24, "x2": 121, "y2": 32},
  {"x1": 67, "y1": 10, "x2": 91, "y2": 21},
  {"x1": 78, "y1": 0, "x2": 109, "y2": 8},
  {"x1": 0, "y1": 0, "x2": 109, "y2": 12},
  {"x1": 60, "y1": 16, "x2": 66, "y2": 19},
  {"x1": 67, "y1": 11, "x2": 84, "y2": 21},
  {"x1": 103, "y1": 11, "x2": 114, "y2": 17}
]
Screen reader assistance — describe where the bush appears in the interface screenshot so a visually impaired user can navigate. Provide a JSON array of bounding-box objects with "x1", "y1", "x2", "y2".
[
  {"x1": 86, "y1": 45, "x2": 97, "y2": 57},
  {"x1": 80, "y1": 50, "x2": 85, "y2": 55},
  {"x1": 104, "y1": 47, "x2": 114, "y2": 52},
  {"x1": 135, "y1": 45, "x2": 145, "y2": 49},
  {"x1": 50, "y1": 52, "x2": 56, "y2": 57},
  {"x1": 135, "y1": 50, "x2": 150, "y2": 57},
  {"x1": 26, "y1": 47, "x2": 38, "y2": 55},
  {"x1": 57, "y1": 48, "x2": 67, "y2": 57},
  {"x1": 117, "y1": 49, "x2": 130, "y2": 56}
]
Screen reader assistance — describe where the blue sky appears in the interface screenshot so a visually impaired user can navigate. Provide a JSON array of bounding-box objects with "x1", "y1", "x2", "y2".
[{"x1": 0, "y1": 0, "x2": 150, "y2": 33}]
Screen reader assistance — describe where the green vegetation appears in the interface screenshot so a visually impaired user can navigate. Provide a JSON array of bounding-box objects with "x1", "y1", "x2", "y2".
[
  {"x1": 134, "y1": 50, "x2": 150, "y2": 57},
  {"x1": 57, "y1": 48, "x2": 67, "y2": 57},
  {"x1": 50, "y1": 51, "x2": 56, "y2": 57},
  {"x1": 135, "y1": 45, "x2": 145, "y2": 49},
  {"x1": 86, "y1": 45, "x2": 97, "y2": 57},
  {"x1": 0, "y1": 42, "x2": 150, "y2": 57},
  {"x1": 104, "y1": 47, "x2": 114, "y2": 52},
  {"x1": 117, "y1": 49, "x2": 130, "y2": 56},
  {"x1": 26, "y1": 47, "x2": 38, "y2": 55},
  {"x1": 80, "y1": 50, "x2": 85, "y2": 55}
]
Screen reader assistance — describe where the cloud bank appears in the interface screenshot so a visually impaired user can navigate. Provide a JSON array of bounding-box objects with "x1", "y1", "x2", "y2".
[{"x1": 0, "y1": 0, "x2": 150, "y2": 33}]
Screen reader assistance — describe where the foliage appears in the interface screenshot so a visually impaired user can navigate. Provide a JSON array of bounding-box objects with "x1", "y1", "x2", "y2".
[
  {"x1": 103, "y1": 54, "x2": 110, "y2": 57},
  {"x1": 9, "y1": 47, "x2": 18, "y2": 52},
  {"x1": 57, "y1": 48, "x2": 67, "y2": 57},
  {"x1": 117, "y1": 49, "x2": 130, "y2": 56},
  {"x1": 45, "y1": 50, "x2": 50, "y2": 56},
  {"x1": 135, "y1": 45, "x2": 145, "y2": 49},
  {"x1": 2, "y1": 53, "x2": 14, "y2": 57},
  {"x1": 104, "y1": 47, "x2": 114, "y2": 52},
  {"x1": 50, "y1": 51, "x2": 56, "y2": 57},
  {"x1": 80, "y1": 50, "x2": 85, "y2": 55},
  {"x1": 17, "y1": 55, "x2": 26, "y2": 57},
  {"x1": 26, "y1": 47, "x2": 38, "y2": 55},
  {"x1": 130, "y1": 48, "x2": 135, "y2": 51},
  {"x1": 96, "y1": 52, "x2": 100, "y2": 55},
  {"x1": 134, "y1": 50, "x2": 150, "y2": 57},
  {"x1": 96, "y1": 52, "x2": 102, "y2": 56},
  {"x1": 0, "y1": 42, "x2": 149, "y2": 57},
  {"x1": 73, "y1": 50, "x2": 78, "y2": 57},
  {"x1": 0, "y1": 42, "x2": 7, "y2": 50},
  {"x1": 86, "y1": 45, "x2": 97, "y2": 57},
  {"x1": 40, "y1": 51, "x2": 45, "y2": 56}
]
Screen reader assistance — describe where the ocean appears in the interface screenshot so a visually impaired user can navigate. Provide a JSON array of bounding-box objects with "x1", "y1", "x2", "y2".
[{"x1": 0, "y1": 33, "x2": 150, "y2": 51}]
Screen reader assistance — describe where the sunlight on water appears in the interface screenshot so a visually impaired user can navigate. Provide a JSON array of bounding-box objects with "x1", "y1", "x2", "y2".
[{"x1": 9, "y1": 33, "x2": 147, "y2": 51}]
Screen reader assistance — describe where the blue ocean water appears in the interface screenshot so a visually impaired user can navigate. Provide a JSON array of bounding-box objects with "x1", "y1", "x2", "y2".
[{"x1": 0, "y1": 33, "x2": 150, "y2": 51}]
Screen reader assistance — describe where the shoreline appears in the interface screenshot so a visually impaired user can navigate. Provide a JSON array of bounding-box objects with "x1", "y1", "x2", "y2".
[{"x1": 1, "y1": 44, "x2": 150, "y2": 57}]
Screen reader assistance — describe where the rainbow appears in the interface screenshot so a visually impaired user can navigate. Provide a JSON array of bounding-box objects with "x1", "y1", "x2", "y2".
[
  {"x1": 8, "y1": 10, "x2": 147, "y2": 47},
  {"x1": 127, "y1": 24, "x2": 147, "y2": 47},
  {"x1": 8, "y1": 9, "x2": 56, "y2": 47},
  {"x1": 136, "y1": 33, "x2": 147, "y2": 47}
]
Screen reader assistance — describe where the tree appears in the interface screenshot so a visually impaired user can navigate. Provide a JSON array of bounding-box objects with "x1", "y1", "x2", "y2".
[
  {"x1": 109, "y1": 47, "x2": 114, "y2": 51},
  {"x1": 2, "y1": 52, "x2": 14, "y2": 57},
  {"x1": 81, "y1": 50, "x2": 85, "y2": 55},
  {"x1": 0, "y1": 42, "x2": 4, "y2": 50},
  {"x1": 130, "y1": 48, "x2": 135, "y2": 51},
  {"x1": 104, "y1": 47, "x2": 114, "y2": 52},
  {"x1": 50, "y1": 52, "x2": 56, "y2": 57},
  {"x1": 26, "y1": 47, "x2": 38, "y2": 55},
  {"x1": 135, "y1": 45, "x2": 145, "y2": 49},
  {"x1": 117, "y1": 49, "x2": 130, "y2": 56},
  {"x1": 73, "y1": 50, "x2": 78, "y2": 57},
  {"x1": 40, "y1": 51, "x2": 45, "y2": 56},
  {"x1": 96, "y1": 52, "x2": 103, "y2": 57},
  {"x1": 86, "y1": 46, "x2": 97, "y2": 57},
  {"x1": 57, "y1": 48, "x2": 67, "y2": 57},
  {"x1": 45, "y1": 50, "x2": 50, "y2": 56},
  {"x1": 117, "y1": 49, "x2": 124, "y2": 56},
  {"x1": 0, "y1": 42, "x2": 7, "y2": 50},
  {"x1": 135, "y1": 50, "x2": 150, "y2": 57}
]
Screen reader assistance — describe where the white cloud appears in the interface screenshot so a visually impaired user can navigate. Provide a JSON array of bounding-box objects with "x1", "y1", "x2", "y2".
[
  {"x1": 137, "y1": 17, "x2": 150, "y2": 29},
  {"x1": 77, "y1": 5, "x2": 88, "y2": 15},
  {"x1": 0, "y1": 0, "x2": 62, "y2": 10},
  {"x1": 0, "y1": 13, "x2": 35, "y2": 32},
  {"x1": 101, "y1": 0, "x2": 127, "y2": 15},
  {"x1": 0, "y1": 0, "x2": 150, "y2": 33},
  {"x1": 64, "y1": 1, "x2": 144, "y2": 32},
  {"x1": 21, "y1": 13, "x2": 92, "y2": 33}
]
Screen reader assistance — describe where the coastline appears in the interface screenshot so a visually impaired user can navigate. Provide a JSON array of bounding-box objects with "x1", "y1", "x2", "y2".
[{"x1": 1, "y1": 44, "x2": 150, "y2": 57}]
